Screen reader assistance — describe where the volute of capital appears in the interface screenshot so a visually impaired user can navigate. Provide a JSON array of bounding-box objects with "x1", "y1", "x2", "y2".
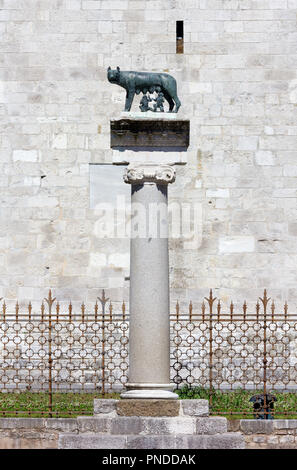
[{"x1": 123, "y1": 164, "x2": 176, "y2": 185}]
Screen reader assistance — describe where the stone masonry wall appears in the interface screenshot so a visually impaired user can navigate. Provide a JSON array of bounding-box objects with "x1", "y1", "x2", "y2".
[
  {"x1": 229, "y1": 419, "x2": 297, "y2": 449},
  {"x1": 1, "y1": 0, "x2": 297, "y2": 308},
  {"x1": 1, "y1": 416, "x2": 297, "y2": 449},
  {"x1": 0, "y1": 417, "x2": 78, "y2": 449}
]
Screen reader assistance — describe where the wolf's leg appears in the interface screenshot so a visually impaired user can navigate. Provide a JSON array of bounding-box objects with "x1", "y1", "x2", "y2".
[
  {"x1": 172, "y1": 94, "x2": 181, "y2": 113},
  {"x1": 125, "y1": 89, "x2": 135, "y2": 111},
  {"x1": 163, "y1": 91, "x2": 174, "y2": 112}
]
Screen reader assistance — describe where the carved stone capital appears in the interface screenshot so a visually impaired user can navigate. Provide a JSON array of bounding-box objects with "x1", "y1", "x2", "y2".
[{"x1": 124, "y1": 164, "x2": 176, "y2": 185}]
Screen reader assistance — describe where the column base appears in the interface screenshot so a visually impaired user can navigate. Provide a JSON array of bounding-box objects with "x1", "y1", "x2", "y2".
[{"x1": 120, "y1": 383, "x2": 178, "y2": 400}]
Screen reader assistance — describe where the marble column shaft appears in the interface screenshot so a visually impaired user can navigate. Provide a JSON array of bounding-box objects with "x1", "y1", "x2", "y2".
[{"x1": 121, "y1": 164, "x2": 177, "y2": 399}]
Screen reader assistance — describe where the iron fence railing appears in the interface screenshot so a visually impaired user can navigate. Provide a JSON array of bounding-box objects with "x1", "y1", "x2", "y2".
[{"x1": 0, "y1": 289, "x2": 297, "y2": 417}]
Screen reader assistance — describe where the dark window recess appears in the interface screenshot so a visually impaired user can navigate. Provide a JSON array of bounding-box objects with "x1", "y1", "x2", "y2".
[{"x1": 176, "y1": 21, "x2": 184, "y2": 54}]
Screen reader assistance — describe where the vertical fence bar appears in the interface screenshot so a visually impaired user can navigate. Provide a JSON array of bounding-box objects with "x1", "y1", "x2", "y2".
[
  {"x1": 217, "y1": 300, "x2": 221, "y2": 322},
  {"x1": 102, "y1": 307, "x2": 105, "y2": 396},
  {"x1": 2, "y1": 301, "x2": 6, "y2": 322},
  {"x1": 243, "y1": 300, "x2": 247, "y2": 323},
  {"x1": 284, "y1": 301, "x2": 288, "y2": 322},
  {"x1": 41, "y1": 302, "x2": 44, "y2": 322},
  {"x1": 48, "y1": 300, "x2": 53, "y2": 418},
  {"x1": 68, "y1": 302, "x2": 72, "y2": 323},
  {"x1": 45, "y1": 290, "x2": 56, "y2": 418},
  {"x1": 121, "y1": 300, "x2": 128, "y2": 388},
  {"x1": 109, "y1": 302, "x2": 113, "y2": 322},
  {"x1": 263, "y1": 295, "x2": 267, "y2": 419},
  {"x1": 95, "y1": 301, "x2": 98, "y2": 322},
  {"x1": 81, "y1": 302, "x2": 85, "y2": 323},
  {"x1": 209, "y1": 293, "x2": 213, "y2": 410},
  {"x1": 188, "y1": 301, "x2": 193, "y2": 388},
  {"x1": 15, "y1": 302, "x2": 19, "y2": 322},
  {"x1": 260, "y1": 290, "x2": 270, "y2": 419},
  {"x1": 175, "y1": 300, "x2": 181, "y2": 390},
  {"x1": 205, "y1": 290, "x2": 216, "y2": 411},
  {"x1": 98, "y1": 290, "x2": 109, "y2": 397},
  {"x1": 56, "y1": 302, "x2": 59, "y2": 323},
  {"x1": 28, "y1": 302, "x2": 32, "y2": 322},
  {"x1": 122, "y1": 300, "x2": 126, "y2": 322}
]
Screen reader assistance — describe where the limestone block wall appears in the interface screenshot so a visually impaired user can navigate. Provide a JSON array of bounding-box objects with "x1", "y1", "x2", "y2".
[
  {"x1": 1, "y1": 416, "x2": 297, "y2": 450},
  {"x1": 0, "y1": 417, "x2": 78, "y2": 449},
  {"x1": 229, "y1": 419, "x2": 297, "y2": 449},
  {"x1": 1, "y1": 0, "x2": 297, "y2": 306}
]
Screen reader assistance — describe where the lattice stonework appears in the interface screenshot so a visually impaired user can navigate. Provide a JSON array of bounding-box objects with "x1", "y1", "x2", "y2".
[{"x1": 0, "y1": 289, "x2": 297, "y2": 417}]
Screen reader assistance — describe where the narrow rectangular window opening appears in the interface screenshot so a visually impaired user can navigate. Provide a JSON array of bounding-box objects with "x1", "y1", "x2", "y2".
[{"x1": 176, "y1": 21, "x2": 184, "y2": 54}]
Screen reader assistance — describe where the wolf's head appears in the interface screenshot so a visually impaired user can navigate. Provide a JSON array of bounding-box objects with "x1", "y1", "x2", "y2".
[{"x1": 107, "y1": 66, "x2": 120, "y2": 83}]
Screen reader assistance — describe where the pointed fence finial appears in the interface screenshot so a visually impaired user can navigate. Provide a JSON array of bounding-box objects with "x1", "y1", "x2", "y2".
[{"x1": 204, "y1": 289, "x2": 217, "y2": 315}]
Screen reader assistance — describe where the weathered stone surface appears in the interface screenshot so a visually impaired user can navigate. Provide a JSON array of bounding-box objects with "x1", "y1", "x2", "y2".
[
  {"x1": 110, "y1": 119, "x2": 190, "y2": 148},
  {"x1": 176, "y1": 433, "x2": 245, "y2": 449},
  {"x1": 110, "y1": 417, "x2": 143, "y2": 435},
  {"x1": 206, "y1": 433, "x2": 246, "y2": 450},
  {"x1": 45, "y1": 418, "x2": 78, "y2": 432},
  {"x1": 0, "y1": 418, "x2": 45, "y2": 429},
  {"x1": 116, "y1": 399, "x2": 180, "y2": 417},
  {"x1": 0, "y1": 436, "x2": 57, "y2": 450},
  {"x1": 58, "y1": 431, "x2": 246, "y2": 450},
  {"x1": 195, "y1": 417, "x2": 228, "y2": 435},
  {"x1": 273, "y1": 419, "x2": 297, "y2": 430},
  {"x1": 77, "y1": 417, "x2": 111, "y2": 433},
  {"x1": 227, "y1": 420, "x2": 240, "y2": 432},
  {"x1": 0, "y1": 418, "x2": 77, "y2": 449},
  {"x1": 58, "y1": 433, "x2": 126, "y2": 449},
  {"x1": 126, "y1": 435, "x2": 177, "y2": 449},
  {"x1": 93, "y1": 399, "x2": 118, "y2": 416},
  {"x1": 181, "y1": 399, "x2": 209, "y2": 417},
  {"x1": 238, "y1": 419, "x2": 297, "y2": 449},
  {"x1": 4, "y1": 416, "x2": 297, "y2": 450},
  {"x1": 142, "y1": 417, "x2": 196, "y2": 435},
  {"x1": 219, "y1": 236, "x2": 255, "y2": 254},
  {"x1": 240, "y1": 420, "x2": 274, "y2": 435}
]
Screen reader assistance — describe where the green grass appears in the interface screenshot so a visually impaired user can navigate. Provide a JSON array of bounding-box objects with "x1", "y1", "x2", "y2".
[
  {"x1": 1, "y1": 388, "x2": 297, "y2": 419},
  {"x1": 0, "y1": 392, "x2": 120, "y2": 418},
  {"x1": 175, "y1": 386, "x2": 297, "y2": 420}
]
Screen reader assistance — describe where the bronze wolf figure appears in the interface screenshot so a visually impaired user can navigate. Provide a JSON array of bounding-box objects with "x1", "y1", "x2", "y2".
[{"x1": 107, "y1": 66, "x2": 181, "y2": 113}]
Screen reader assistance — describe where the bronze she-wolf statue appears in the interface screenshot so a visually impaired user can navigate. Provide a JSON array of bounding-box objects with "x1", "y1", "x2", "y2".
[{"x1": 107, "y1": 66, "x2": 181, "y2": 113}]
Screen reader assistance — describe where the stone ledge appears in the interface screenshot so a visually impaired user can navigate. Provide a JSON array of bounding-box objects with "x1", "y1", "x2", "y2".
[
  {"x1": 116, "y1": 399, "x2": 180, "y2": 417},
  {"x1": 76, "y1": 416, "x2": 196, "y2": 435},
  {"x1": 74, "y1": 415, "x2": 230, "y2": 436},
  {"x1": 0, "y1": 418, "x2": 46, "y2": 429},
  {"x1": 231, "y1": 419, "x2": 297, "y2": 434},
  {"x1": 44, "y1": 419, "x2": 78, "y2": 432},
  {"x1": 58, "y1": 432, "x2": 245, "y2": 450},
  {"x1": 273, "y1": 419, "x2": 297, "y2": 430},
  {"x1": 175, "y1": 433, "x2": 245, "y2": 450},
  {"x1": 239, "y1": 420, "x2": 274, "y2": 434},
  {"x1": 58, "y1": 433, "x2": 127, "y2": 450}
]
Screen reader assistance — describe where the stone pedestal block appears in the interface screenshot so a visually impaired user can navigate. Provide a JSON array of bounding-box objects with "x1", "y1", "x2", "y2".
[
  {"x1": 117, "y1": 399, "x2": 180, "y2": 417},
  {"x1": 110, "y1": 116, "x2": 190, "y2": 148},
  {"x1": 58, "y1": 399, "x2": 245, "y2": 449}
]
